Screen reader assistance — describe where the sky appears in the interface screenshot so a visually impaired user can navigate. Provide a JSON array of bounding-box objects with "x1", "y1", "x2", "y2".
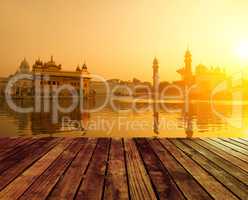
[{"x1": 0, "y1": 0, "x2": 248, "y2": 82}]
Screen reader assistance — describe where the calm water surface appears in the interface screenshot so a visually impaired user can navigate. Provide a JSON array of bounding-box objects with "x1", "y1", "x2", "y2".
[{"x1": 0, "y1": 97, "x2": 247, "y2": 137}]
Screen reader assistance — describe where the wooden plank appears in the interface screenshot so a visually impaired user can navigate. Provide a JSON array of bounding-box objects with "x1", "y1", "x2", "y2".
[
  {"x1": 0, "y1": 138, "x2": 38, "y2": 162},
  {"x1": 0, "y1": 138, "x2": 15, "y2": 148},
  {"x1": 124, "y1": 139, "x2": 157, "y2": 200},
  {"x1": 171, "y1": 139, "x2": 248, "y2": 200},
  {"x1": 75, "y1": 138, "x2": 110, "y2": 200},
  {"x1": 160, "y1": 139, "x2": 238, "y2": 200},
  {"x1": 103, "y1": 139, "x2": 129, "y2": 200},
  {"x1": 149, "y1": 139, "x2": 211, "y2": 200},
  {"x1": 194, "y1": 139, "x2": 248, "y2": 173},
  {"x1": 210, "y1": 138, "x2": 248, "y2": 156},
  {"x1": 0, "y1": 137, "x2": 247, "y2": 199},
  {"x1": 0, "y1": 138, "x2": 73, "y2": 199},
  {"x1": 0, "y1": 138, "x2": 26, "y2": 151},
  {"x1": 221, "y1": 138, "x2": 248, "y2": 151},
  {"x1": 231, "y1": 138, "x2": 248, "y2": 146},
  {"x1": 239, "y1": 138, "x2": 248, "y2": 142},
  {"x1": 181, "y1": 139, "x2": 248, "y2": 185},
  {"x1": 135, "y1": 138, "x2": 185, "y2": 200},
  {"x1": 19, "y1": 138, "x2": 86, "y2": 200},
  {"x1": 202, "y1": 138, "x2": 248, "y2": 163},
  {"x1": 0, "y1": 138, "x2": 27, "y2": 157},
  {"x1": 0, "y1": 138, "x2": 52, "y2": 170},
  {"x1": 0, "y1": 137, "x2": 60, "y2": 191},
  {"x1": 48, "y1": 138, "x2": 98, "y2": 199},
  {"x1": 0, "y1": 137, "x2": 29, "y2": 149}
]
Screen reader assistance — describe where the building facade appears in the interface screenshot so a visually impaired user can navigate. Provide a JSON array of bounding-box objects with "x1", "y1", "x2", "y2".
[
  {"x1": 32, "y1": 56, "x2": 91, "y2": 98},
  {"x1": 1, "y1": 57, "x2": 91, "y2": 98},
  {"x1": 176, "y1": 49, "x2": 229, "y2": 100},
  {"x1": 195, "y1": 64, "x2": 228, "y2": 99}
]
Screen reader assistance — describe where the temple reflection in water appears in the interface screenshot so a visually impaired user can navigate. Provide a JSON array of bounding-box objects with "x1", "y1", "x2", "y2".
[
  {"x1": 0, "y1": 98, "x2": 245, "y2": 137},
  {"x1": 30, "y1": 99, "x2": 92, "y2": 135}
]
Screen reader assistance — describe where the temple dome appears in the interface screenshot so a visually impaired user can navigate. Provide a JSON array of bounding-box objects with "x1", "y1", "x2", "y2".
[{"x1": 19, "y1": 58, "x2": 30, "y2": 73}]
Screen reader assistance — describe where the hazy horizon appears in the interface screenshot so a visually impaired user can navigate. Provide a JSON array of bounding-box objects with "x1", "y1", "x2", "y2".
[{"x1": 1, "y1": 0, "x2": 248, "y2": 81}]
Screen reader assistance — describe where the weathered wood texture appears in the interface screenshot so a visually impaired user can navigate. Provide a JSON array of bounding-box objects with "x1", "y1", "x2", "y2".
[{"x1": 0, "y1": 137, "x2": 247, "y2": 200}]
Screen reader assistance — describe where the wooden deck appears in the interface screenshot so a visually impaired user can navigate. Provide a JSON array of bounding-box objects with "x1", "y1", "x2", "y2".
[{"x1": 0, "y1": 138, "x2": 247, "y2": 200}]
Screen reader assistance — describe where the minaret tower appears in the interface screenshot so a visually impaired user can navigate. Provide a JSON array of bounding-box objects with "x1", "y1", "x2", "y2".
[
  {"x1": 184, "y1": 48, "x2": 192, "y2": 84},
  {"x1": 152, "y1": 57, "x2": 159, "y2": 96},
  {"x1": 152, "y1": 57, "x2": 159, "y2": 134}
]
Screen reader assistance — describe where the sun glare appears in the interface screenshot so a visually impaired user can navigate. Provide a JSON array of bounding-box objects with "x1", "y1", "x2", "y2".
[{"x1": 236, "y1": 41, "x2": 248, "y2": 60}]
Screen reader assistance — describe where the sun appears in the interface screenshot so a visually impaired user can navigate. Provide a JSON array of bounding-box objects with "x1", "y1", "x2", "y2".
[{"x1": 236, "y1": 40, "x2": 248, "y2": 60}]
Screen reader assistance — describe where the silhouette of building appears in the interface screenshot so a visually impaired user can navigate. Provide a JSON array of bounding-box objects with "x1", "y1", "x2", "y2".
[
  {"x1": 195, "y1": 64, "x2": 227, "y2": 99},
  {"x1": 177, "y1": 48, "x2": 194, "y2": 86},
  {"x1": 176, "y1": 49, "x2": 229, "y2": 100}
]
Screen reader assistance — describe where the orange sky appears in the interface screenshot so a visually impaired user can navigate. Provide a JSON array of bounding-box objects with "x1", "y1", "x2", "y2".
[{"x1": 0, "y1": 0, "x2": 248, "y2": 81}]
